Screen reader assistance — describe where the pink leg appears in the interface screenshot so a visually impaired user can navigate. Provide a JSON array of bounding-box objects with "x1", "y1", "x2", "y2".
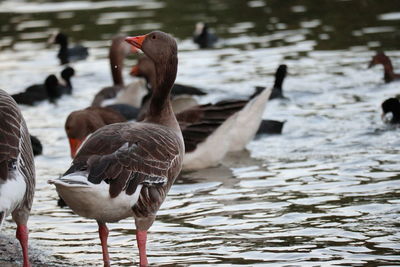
[
  {"x1": 136, "y1": 230, "x2": 148, "y2": 266},
  {"x1": 16, "y1": 224, "x2": 30, "y2": 267},
  {"x1": 98, "y1": 222, "x2": 110, "y2": 267}
]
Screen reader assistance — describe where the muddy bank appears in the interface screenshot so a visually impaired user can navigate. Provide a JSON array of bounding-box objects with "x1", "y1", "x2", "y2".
[{"x1": 0, "y1": 233, "x2": 71, "y2": 267}]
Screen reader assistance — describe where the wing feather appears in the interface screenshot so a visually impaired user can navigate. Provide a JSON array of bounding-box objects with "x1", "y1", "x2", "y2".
[
  {"x1": 66, "y1": 122, "x2": 182, "y2": 198},
  {"x1": 177, "y1": 99, "x2": 249, "y2": 153}
]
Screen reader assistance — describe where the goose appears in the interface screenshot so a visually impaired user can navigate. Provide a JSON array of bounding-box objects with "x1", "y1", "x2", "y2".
[
  {"x1": 130, "y1": 55, "x2": 206, "y2": 115},
  {"x1": 49, "y1": 31, "x2": 184, "y2": 267},
  {"x1": 11, "y1": 67, "x2": 75, "y2": 105},
  {"x1": 0, "y1": 89, "x2": 35, "y2": 267},
  {"x1": 381, "y1": 97, "x2": 400, "y2": 124},
  {"x1": 368, "y1": 52, "x2": 400, "y2": 83},
  {"x1": 130, "y1": 55, "x2": 206, "y2": 97},
  {"x1": 91, "y1": 35, "x2": 148, "y2": 108},
  {"x1": 64, "y1": 65, "x2": 286, "y2": 171},
  {"x1": 180, "y1": 87, "x2": 272, "y2": 170},
  {"x1": 193, "y1": 22, "x2": 218, "y2": 49},
  {"x1": 65, "y1": 106, "x2": 127, "y2": 158},
  {"x1": 256, "y1": 64, "x2": 287, "y2": 99},
  {"x1": 49, "y1": 32, "x2": 89, "y2": 65}
]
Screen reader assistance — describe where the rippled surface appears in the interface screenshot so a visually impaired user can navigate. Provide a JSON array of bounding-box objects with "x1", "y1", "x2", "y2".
[{"x1": 1, "y1": 0, "x2": 400, "y2": 266}]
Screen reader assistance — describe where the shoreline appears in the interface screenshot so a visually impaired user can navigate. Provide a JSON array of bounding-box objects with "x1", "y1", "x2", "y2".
[{"x1": 0, "y1": 233, "x2": 70, "y2": 267}]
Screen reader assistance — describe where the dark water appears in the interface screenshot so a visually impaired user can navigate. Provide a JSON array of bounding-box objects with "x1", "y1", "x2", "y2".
[{"x1": 1, "y1": 0, "x2": 400, "y2": 266}]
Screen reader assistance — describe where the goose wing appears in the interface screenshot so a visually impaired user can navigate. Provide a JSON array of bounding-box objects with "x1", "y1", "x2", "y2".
[
  {"x1": 65, "y1": 122, "x2": 182, "y2": 198},
  {"x1": 177, "y1": 99, "x2": 248, "y2": 153}
]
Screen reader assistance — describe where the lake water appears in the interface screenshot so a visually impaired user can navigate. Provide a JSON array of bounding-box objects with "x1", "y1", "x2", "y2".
[{"x1": 1, "y1": 0, "x2": 400, "y2": 266}]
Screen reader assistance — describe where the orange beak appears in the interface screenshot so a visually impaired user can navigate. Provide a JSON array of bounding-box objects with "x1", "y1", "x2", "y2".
[
  {"x1": 125, "y1": 34, "x2": 147, "y2": 50},
  {"x1": 130, "y1": 65, "x2": 140, "y2": 76},
  {"x1": 69, "y1": 138, "x2": 84, "y2": 158}
]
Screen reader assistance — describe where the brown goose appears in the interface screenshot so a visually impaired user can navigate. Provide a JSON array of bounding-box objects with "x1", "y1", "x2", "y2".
[
  {"x1": 65, "y1": 64, "x2": 286, "y2": 170},
  {"x1": 49, "y1": 31, "x2": 184, "y2": 267},
  {"x1": 132, "y1": 57, "x2": 279, "y2": 170},
  {"x1": 65, "y1": 107, "x2": 127, "y2": 158},
  {"x1": 0, "y1": 89, "x2": 35, "y2": 267},
  {"x1": 91, "y1": 35, "x2": 148, "y2": 108},
  {"x1": 368, "y1": 52, "x2": 400, "y2": 83}
]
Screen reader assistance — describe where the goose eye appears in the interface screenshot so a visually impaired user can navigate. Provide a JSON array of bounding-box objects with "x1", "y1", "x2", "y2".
[{"x1": 152, "y1": 35, "x2": 156, "y2": 40}]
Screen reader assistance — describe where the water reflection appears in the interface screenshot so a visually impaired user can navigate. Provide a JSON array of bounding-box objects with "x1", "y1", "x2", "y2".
[{"x1": 0, "y1": 0, "x2": 399, "y2": 52}]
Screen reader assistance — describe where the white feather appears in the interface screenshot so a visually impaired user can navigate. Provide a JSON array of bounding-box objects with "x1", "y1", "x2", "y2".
[
  {"x1": 50, "y1": 172, "x2": 142, "y2": 223},
  {"x1": 0, "y1": 171, "x2": 26, "y2": 219},
  {"x1": 183, "y1": 87, "x2": 272, "y2": 170}
]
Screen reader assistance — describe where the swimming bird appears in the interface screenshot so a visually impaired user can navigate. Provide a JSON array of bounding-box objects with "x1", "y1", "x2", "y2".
[
  {"x1": 179, "y1": 89, "x2": 272, "y2": 170},
  {"x1": 45, "y1": 73, "x2": 74, "y2": 103},
  {"x1": 368, "y1": 52, "x2": 400, "y2": 83},
  {"x1": 65, "y1": 106, "x2": 127, "y2": 158},
  {"x1": 91, "y1": 35, "x2": 148, "y2": 108},
  {"x1": 49, "y1": 31, "x2": 184, "y2": 267},
  {"x1": 193, "y1": 22, "x2": 218, "y2": 49},
  {"x1": 0, "y1": 89, "x2": 35, "y2": 267},
  {"x1": 49, "y1": 32, "x2": 89, "y2": 65},
  {"x1": 255, "y1": 64, "x2": 287, "y2": 100},
  {"x1": 11, "y1": 67, "x2": 75, "y2": 105},
  {"x1": 65, "y1": 64, "x2": 286, "y2": 170},
  {"x1": 381, "y1": 97, "x2": 400, "y2": 124}
]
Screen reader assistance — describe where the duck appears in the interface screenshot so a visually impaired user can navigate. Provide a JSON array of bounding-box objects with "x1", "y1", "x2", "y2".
[
  {"x1": 49, "y1": 32, "x2": 89, "y2": 65},
  {"x1": 45, "y1": 74, "x2": 74, "y2": 103},
  {"x1": 0, "y1": 89, "x2": 36, "y2": 267},
  {"x1": 193, "y1": 22, "x2": 218, "y2": 49},
  {"x1": 368, "y1": 52, "x2": 400, "y2": 83},
  {"x1": 91, "y1": 35, "x2": 148, "y2": 108},
  {"x1": 49, "y1": 31, "x2": 184, "y2": 267},
  {"x1": 11, "y1": 67, "x2": 75, "y2": 105},
  {"x1": 381, "y1": 97, "x2": 400, "y2": 124}
]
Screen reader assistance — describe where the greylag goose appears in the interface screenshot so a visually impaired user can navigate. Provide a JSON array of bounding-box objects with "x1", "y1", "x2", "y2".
[
  {"x1": 49, "y1": 31, "x2": 184, "y2": 267},
  {"x1": 64, "y1": 64, "x2": 286, "y2": 171},
  {"x1": 130, "y1": 55, "x2": 206, "y2": 114},
  {"x1": 257, "y1": 64, "x2": 287, "y2": 100},
  {"x1": 369, "y1": 52, "x2": 400, "y2": 83},
  {"x1": 193, "y1": 22, "x2": 218, "y2": 49},
  {"x1": 130, "y1": 55, "x2": 206, "y2": 97},
  {"x1": 11, "y1": 67, "x2": 75, "y2": 105},
  {"x1": 65, "y1": 106, "x2": 127, "y2": 158},
  {"x1": 0, "y1": 89, "x2": 35, "y2": 267},
  {"x1": 381, "y1": 97, "x2": 400, "y2": 124},
  {"x1": 91, "y1": 35, "x2": 147, "y2": 108},
  {"x1": 49, "y1": 32, "x2": 89, "y2": 65}
]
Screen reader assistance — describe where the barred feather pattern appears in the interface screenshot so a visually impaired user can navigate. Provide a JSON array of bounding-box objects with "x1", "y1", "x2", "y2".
[
  {"x1": 65, "y1": 121, "x2": 183, "y2": 218},
  {"x1": 0, "y1": 89, "x2": 35, "y2": 219}
]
